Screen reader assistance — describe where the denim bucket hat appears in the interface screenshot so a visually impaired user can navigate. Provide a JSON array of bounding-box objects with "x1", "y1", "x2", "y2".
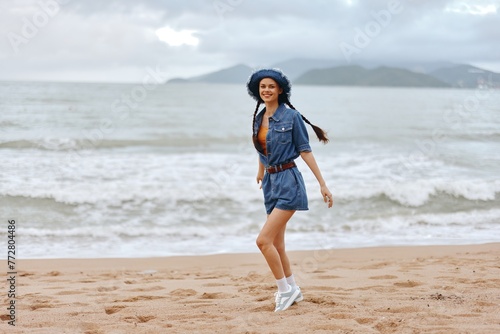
[{"x1": 247, "y1": 68, "x2": 291, "y2": 102}]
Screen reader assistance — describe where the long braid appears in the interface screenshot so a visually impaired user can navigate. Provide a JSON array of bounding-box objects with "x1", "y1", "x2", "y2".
[
  {"x1": 252, "y1": 101, "x2": 261, "y2": 136},
  {"x1": 284, "y1": 98, "x2": 329, "y2": 144},
  {"x1": 251, "y1": 101, "x2": 264, "y2": 152}
]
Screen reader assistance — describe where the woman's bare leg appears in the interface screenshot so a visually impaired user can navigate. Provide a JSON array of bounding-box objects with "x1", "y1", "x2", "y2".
[
  {"x1": 273, "y1": 222, "x2": 292, "y2": 278},
  {"x1": 256, "y1": 209, "x2": 295, "y2": 279}
]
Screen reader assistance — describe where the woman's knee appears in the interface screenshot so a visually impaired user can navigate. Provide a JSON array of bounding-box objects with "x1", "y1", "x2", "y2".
[{"x1": 256, "y1": 235, "x2": 271, "y2": 251}]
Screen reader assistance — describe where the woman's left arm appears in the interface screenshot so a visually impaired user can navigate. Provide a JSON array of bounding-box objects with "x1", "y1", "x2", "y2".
[{"x1": 300, "y1": 151, "x2": 333, "y2": 208}]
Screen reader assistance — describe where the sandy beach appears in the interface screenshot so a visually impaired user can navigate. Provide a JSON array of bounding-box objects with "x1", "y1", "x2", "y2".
[{"x1": 2, "y1": 243, "x2": 499, "y2": 333}]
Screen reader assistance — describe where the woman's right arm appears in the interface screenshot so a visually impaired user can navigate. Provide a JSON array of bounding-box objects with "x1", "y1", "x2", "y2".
[{"x1": 256, "y1": 158, "x2": 265, "y2": 188}]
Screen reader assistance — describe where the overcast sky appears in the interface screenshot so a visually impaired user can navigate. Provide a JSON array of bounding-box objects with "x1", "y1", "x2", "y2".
[{"x1": 1, "y1": 0, "x2": 499, "y2": 83}]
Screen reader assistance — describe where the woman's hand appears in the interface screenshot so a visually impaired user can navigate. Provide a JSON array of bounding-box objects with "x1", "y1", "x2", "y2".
[
  {"x1": 321, "y1": 184, "x2": 333, "y2": 208},
  {"x1": 300, "y1": 151, "x2": 333, "y2": 208},
  {"x1": 256, "y1": 172, "x2": 264, "y2": 189},
  {"x1": 257, "y1": 158, "x2": 265, "y2": 189}
]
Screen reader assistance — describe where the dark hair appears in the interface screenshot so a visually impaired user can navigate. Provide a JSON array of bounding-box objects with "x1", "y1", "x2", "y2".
[
  {"x1": 283, "y1": 97, "x2": 329, "y2": 144},
  {"x1": 251, "y1": 92, "x2": 329, "y2": 153},
  {"x1": 251, "y1": 101, "x2": 264, "y2": 153}
]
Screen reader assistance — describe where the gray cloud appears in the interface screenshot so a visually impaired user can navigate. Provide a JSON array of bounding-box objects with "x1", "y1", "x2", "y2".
[{"x1": 1, "y1": 0, "x2": 499, "y2": 82}]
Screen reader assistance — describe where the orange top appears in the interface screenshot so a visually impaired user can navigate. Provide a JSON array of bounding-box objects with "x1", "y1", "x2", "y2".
[{"x1": 257, "y1": 126, "x2": 268, "y2": 155}]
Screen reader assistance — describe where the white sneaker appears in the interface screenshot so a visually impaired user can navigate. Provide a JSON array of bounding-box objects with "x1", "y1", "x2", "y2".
[
  {"x1": 274, "y1": 286, "x2": 300, "y2": 312},
  {"x1": 275, "y1": 286, "x2": 303, "y2": 304}
]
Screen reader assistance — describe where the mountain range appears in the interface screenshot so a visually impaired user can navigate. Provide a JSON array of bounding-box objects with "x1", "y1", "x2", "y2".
[{"x1": 167, "y1": 59, "x2": 499, "y2": 89}]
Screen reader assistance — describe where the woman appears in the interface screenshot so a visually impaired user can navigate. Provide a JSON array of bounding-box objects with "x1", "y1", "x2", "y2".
[{"x1": 247, "y1": 68, "x2": 333, "y2": 312}]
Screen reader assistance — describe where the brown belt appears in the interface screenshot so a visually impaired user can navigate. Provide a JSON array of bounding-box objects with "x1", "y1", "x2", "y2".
[{"x1": 266, "y1": 161, "x2": 296, "y2": 174}]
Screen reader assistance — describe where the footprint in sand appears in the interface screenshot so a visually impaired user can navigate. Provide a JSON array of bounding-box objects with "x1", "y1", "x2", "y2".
[
  {"x1": 200, "y1": 292, "x2": 230, "y2": 300},
  {"x1": 30, "y1": 302, "x2": 57, "y2": 311},
  {"x1": 308, "y1": 296, "x2": 337, "y2": 307},
  {"x1": 104, "y1": 305, "x2": 126, "y2": 315},
  {"x1": 29, "y1": 297, "x2": 59, "y2": 311}
]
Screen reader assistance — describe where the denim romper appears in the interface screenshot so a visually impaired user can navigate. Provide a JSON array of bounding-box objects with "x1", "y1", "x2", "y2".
[{"x1": 254, "y1": 103, "x2": 312, "y2": 214}]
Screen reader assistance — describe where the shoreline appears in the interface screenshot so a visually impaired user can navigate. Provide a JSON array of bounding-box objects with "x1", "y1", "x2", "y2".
[
  {"x1": 18, "y1": 238, "x2": 500, "y2": 261},
  {"x1": 19, "y1": 241, "x2": 500, "y2": 263},
  {"x1": 9, "y1": 243, "x2": 500, "y2": 333}
]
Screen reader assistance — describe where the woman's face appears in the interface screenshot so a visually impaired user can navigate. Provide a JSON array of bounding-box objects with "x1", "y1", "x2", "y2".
[{"x1": 259, "y1": 78, "x2": 283, "y2": 104}]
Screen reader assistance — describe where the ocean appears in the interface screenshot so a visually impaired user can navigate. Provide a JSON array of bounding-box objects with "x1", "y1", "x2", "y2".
[{"x1": 1, "y1": 81, "x2": 499, "y2": 259}]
